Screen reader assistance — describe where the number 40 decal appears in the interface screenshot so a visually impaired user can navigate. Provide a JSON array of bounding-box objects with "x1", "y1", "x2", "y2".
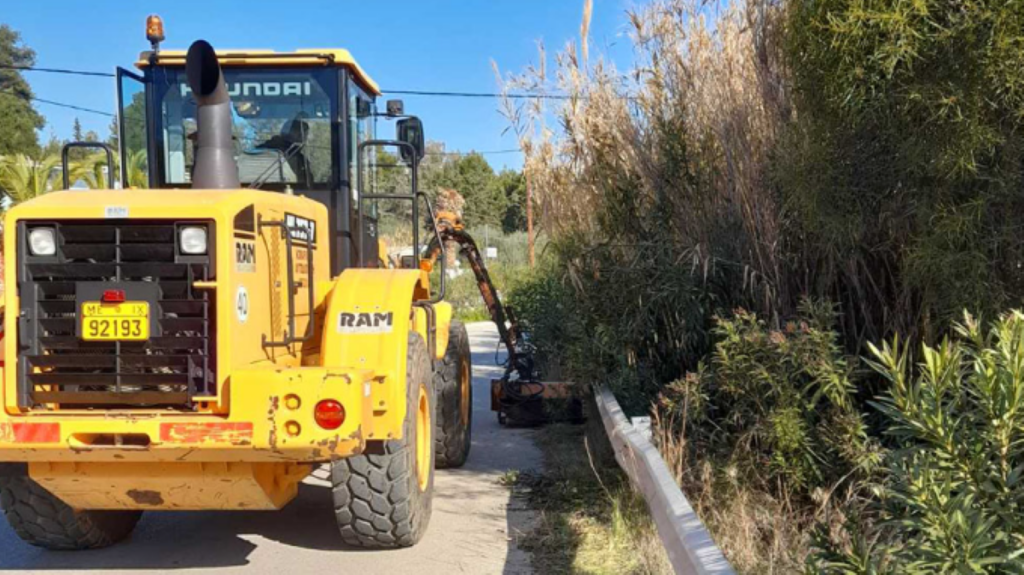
[{"x1": 236, "y1": 286, "x2": 249, "y2": 323}]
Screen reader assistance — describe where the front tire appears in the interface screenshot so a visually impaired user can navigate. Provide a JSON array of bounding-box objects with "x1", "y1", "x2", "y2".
[
  {"x1": 0, "y1": 475, "x2": 141, "y2": 550},
  {"x1": 434, "y1": 320, "x2": 472, "y2": 468},
  {"x1": 331, "y1": 333, "x2": 435, "y2": 548}
]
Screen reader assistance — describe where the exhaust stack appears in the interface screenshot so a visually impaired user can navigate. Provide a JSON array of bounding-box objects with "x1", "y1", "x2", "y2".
[{"x1": 186, "y1": 40, "x2": 239, "y2": 189}]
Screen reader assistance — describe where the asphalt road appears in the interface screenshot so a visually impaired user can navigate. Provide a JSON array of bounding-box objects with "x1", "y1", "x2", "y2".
[{"x1": 0, "y1": 322, "x2": 542, "y2": 574}]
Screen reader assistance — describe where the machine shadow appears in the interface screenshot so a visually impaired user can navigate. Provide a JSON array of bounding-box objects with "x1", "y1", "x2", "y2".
[{"x1": 0, "y1": 479, "x2": 341, "y2": 571}]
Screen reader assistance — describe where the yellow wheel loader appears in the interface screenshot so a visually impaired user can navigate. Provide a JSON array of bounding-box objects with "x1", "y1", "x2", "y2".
[{"x1": 0, "y1": 18, "x2": 474, "y2": 550}]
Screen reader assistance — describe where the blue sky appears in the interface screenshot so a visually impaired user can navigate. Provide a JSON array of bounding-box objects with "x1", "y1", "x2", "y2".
[{"x1": 4, "y1": 1, "x2": 635, "y2": 171}]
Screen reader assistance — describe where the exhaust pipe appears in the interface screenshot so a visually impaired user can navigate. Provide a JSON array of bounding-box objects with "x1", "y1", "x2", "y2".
[{"x1": 186, "y1": 40, "x2": 239, "y2": 189}]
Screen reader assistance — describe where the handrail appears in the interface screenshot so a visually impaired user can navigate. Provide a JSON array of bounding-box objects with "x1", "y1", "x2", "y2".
[
  {"x1": 594, "y1": 385, "x2": 734, "y2": 575},
  {"x1": 61, "y1": 142, "x2": 116, "y2": 189},
  {"x1": 258, "y1": 217, "x2": 315, "y2": 348}
]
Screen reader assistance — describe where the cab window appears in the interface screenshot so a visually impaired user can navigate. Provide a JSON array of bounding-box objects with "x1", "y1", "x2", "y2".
[
  {"x1": 155, "y1": 68, "x2": 335, "y2": 188},
  {"x1": 348, "y1": 79, "x2": 375, "y2": 199}
]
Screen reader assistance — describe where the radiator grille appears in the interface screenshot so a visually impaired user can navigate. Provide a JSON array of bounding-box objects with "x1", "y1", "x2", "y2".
[{"x1": 17, "y1": 220, "x2": 215, "y2": 409}]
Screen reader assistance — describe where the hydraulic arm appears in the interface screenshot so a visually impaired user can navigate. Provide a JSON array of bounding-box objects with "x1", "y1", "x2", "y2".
[
  {"x1": 424, "y1": 211, "x2": 537, "y2": 383},
  {"x1": 424, "y1": 212, "x2": 577, "y2": 425}
]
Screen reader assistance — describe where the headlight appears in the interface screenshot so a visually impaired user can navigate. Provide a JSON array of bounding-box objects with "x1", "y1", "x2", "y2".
[
  {"x1": 179, "y1": 226, "x2": 208, "y2": 255},
  {"x1": 28, "y1": 228, "x2": 56, "y2": 256}
]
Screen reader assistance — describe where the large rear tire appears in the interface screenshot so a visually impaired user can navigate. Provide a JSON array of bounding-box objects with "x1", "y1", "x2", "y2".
[
  {"x1": 331, "y1": 333, "x2": 435, "y2": 548},
  {"x1": 434, "y1": 320, "x2": 472, "y2": 468},
  {"x1": 0, "y1": 475, "x2": 141, "y2": 550}
]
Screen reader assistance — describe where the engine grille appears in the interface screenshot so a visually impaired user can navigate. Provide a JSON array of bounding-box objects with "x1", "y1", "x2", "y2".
[{"x1": 17, "y1": 220, "x2": 215, "y2": 409}]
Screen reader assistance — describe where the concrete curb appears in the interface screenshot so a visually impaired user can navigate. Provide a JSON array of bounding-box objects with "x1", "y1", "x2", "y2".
[{"x1": 594, "y1": 385, "x2": 734, "y2": 575}]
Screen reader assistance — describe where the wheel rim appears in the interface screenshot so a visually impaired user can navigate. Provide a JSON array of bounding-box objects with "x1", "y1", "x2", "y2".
[
  {"x1": 416, "y1": 383, "x2": 431, "y2": 491},
  {"x1": 459, "y1": 359, "x2": 471, "y2": 427}
]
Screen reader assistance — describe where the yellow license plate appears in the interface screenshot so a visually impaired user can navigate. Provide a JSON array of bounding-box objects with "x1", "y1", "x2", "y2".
[{"x1": 81, "y1": 301, "x2": 150, "y2": 341}]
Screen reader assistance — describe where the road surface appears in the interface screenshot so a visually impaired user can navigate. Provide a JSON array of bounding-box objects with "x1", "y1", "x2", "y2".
[{"x1": 0, "y1": 322, "x2": 541, "y2": 574}]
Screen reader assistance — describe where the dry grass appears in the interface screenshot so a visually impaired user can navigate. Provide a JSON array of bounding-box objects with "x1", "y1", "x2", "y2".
[
  {"x1": 513, "y1": 422, "x2": 672, "y2": 575},
  {"x1": 653, "y1": 412, "x2": 807, "y2": 573},
  {"x1": 652, "y1": 405, "x2": 862, "y2": 574},
  {"x1": 497, "y1": 0, "x2": 790, "y2": 318}
]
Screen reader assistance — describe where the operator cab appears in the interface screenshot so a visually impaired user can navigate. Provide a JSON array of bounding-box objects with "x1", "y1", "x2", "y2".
[{"x1": 117, "y1": 38, "x2": 421, "y2": 274}]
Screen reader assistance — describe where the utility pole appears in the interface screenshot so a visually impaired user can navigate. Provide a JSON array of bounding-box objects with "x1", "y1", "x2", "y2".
[{"x1": 525, "y1": 169, "x2": 535, "y2": 268}]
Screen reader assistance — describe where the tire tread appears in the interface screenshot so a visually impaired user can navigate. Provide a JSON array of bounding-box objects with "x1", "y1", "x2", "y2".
[
  {"x1": 331, "y1": 333, "x2": 434, "y2": 548},
  {"x1": 0, "y1": 476, "x2": 140, "y2": 550}
]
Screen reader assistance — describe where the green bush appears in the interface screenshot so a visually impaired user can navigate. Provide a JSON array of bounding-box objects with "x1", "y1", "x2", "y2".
[
  {"x1": 661, "y1": 301, "x2": 878, "y2": 500},
  {"x1": 506, "y1": 237, "x2": 715, "y2": 412},
  {"x1": 782, "y1": 0, "x2": 1024, "y2": 344},
  {"x1": 813, "y1": 311, "x2": 1024, "y2": 573},
  {"x1": 504, "y1": 261, "x2": 580, "y2": 379}
]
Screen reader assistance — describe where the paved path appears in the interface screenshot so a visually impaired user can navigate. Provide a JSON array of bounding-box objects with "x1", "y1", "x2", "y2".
[{"x1": 0, "y1": 322, "x2": 541, "y2": 574}]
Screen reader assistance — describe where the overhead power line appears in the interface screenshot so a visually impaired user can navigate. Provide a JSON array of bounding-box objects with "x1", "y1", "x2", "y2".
[
  {"x1": 427, "y1": 148, "x2": 520, "y2": 156},
  {"x1": 0, "y1": 90, "x2": 113, "y2": 117},
  {"x1": 381, "y1": 89, "x2": 570, "y2": 100},
  {"x1": 2, "y1": 63, "x2": 569, "y2": 100},
  {"x1": 0, "y1": 63, "x2": 114, "y2": 78}
]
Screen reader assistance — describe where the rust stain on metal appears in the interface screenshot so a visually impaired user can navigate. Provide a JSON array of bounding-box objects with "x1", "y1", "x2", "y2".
[
  {"x1": 267, "y1": 395, "x2": 280, "y2": 450},
  {"x1": 126, "y1": 489, "x2": 164, "y2": 506},
  {"x1": 160, "y1": 423, "x2": 253, "y2": 445}
]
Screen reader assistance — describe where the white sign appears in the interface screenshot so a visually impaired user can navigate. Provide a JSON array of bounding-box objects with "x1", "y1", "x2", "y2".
[
  {"x1": 235, "y1": 286, "x2": 249, "y2": 323},
  {"x1": 235, "y1": 239, "x2": 256, "y2": 273},
  {"x1": 104, "y1": 206, "x2": 129, "y2": 219},
  {"x1": 285, "y1": 213, "x2": 316, "y2": 244},
  {"x1": 485, "y1": 247, "x2": 498, "y2": 259}
]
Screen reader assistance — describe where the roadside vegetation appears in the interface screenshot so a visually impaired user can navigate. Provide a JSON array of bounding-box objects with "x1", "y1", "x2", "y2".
[
  {"x1": 501, "y1": 0, "x2": 1024, "y2": 572},
  {"x1": 507, "y1": 422, "x2": 672, "y2": 575}
]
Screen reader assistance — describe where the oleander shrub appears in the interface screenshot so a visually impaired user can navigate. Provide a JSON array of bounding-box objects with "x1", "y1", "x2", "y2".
[{"x1": 812, "y1": 311, "x2": 1024, "y2": 573}]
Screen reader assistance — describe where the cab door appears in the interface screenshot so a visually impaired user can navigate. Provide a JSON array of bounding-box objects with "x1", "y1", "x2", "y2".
[{"x1": 116, "y1": 67, "x2": 151, "y2": 188}]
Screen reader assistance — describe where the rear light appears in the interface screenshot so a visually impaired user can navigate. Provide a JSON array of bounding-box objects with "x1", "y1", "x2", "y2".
[
  {"x1": 314, "y1": 400, "x2": 345, "y2": 430},
  {"x1": 102, "y1": 289, "x2": 126, "y2": 303}
]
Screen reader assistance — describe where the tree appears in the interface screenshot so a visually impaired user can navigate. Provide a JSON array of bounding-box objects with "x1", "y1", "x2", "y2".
[
  {"x1": 453, "y1": 153, "x2": 504, "y2": 227},
  {"x1": 107, "y1": 116, "x2": 119, "y2": 152},
  {"x1": 121, "y1": 91, "x2": 147, "y2": 156},
  {"x1": 0, "y1": 25, "x2": 44, "y2": 156},
  {"x1": 40, "y1": 128, "x2": 63, "y2": 157},
  {"x1": 495, "y1": 169, "x2": 527, "y2": 233},
  {"x1": 0, "y1": 154, "x2": 59, "y2": 204},
  {"x1": 420, "y1": 148, "x2": 506, "y2": 229},
  {"x1": 67, "y1": 118, "x2": 99, "y2": 160}
]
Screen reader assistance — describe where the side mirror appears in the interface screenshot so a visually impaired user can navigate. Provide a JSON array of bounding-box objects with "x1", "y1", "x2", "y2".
[{"x1": 397, "y1": 117, "x2": 425, "y2": 165}]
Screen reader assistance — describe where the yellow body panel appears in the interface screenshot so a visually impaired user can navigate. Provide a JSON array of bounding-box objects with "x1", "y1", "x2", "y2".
[
  {"x1": 3, "y1": 188, "x2": 331, "y2": 414},
  {"x1": 0, "y1": 366, "x2": 372, "y2": 463},
  {"x1": 322, "y1": 269, "x2": 420, "y2": 441},
  {"x1": 0, "y1": 186, "x2": 447, "y2": 511},
  {"x1": 29, "y1": 461, "x2": 311, "y2": 510},
  {"x1": 135, "y1": 48, "x2": 381, "y2": 95}
]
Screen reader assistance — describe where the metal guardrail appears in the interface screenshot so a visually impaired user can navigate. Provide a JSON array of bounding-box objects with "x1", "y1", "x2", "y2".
[{"x1": 594, "y1": 385, "x2": 735, "y2": 575}]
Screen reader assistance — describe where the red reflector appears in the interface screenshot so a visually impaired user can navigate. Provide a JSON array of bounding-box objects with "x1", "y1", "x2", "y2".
[
  {"x1": 5, "y1": 422, "x2": 60, "y2": 443},
  {"x1": 102, "y1": 289, "x2": 126, "y2": 303},
  {"x1": 314, "y1": 400, "x2": 345, "y2": 430}
]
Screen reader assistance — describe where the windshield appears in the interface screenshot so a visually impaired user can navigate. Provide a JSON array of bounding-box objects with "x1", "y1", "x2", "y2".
[{"x1": 155, "y1": 68, "x2": 335, "y2": 187}]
